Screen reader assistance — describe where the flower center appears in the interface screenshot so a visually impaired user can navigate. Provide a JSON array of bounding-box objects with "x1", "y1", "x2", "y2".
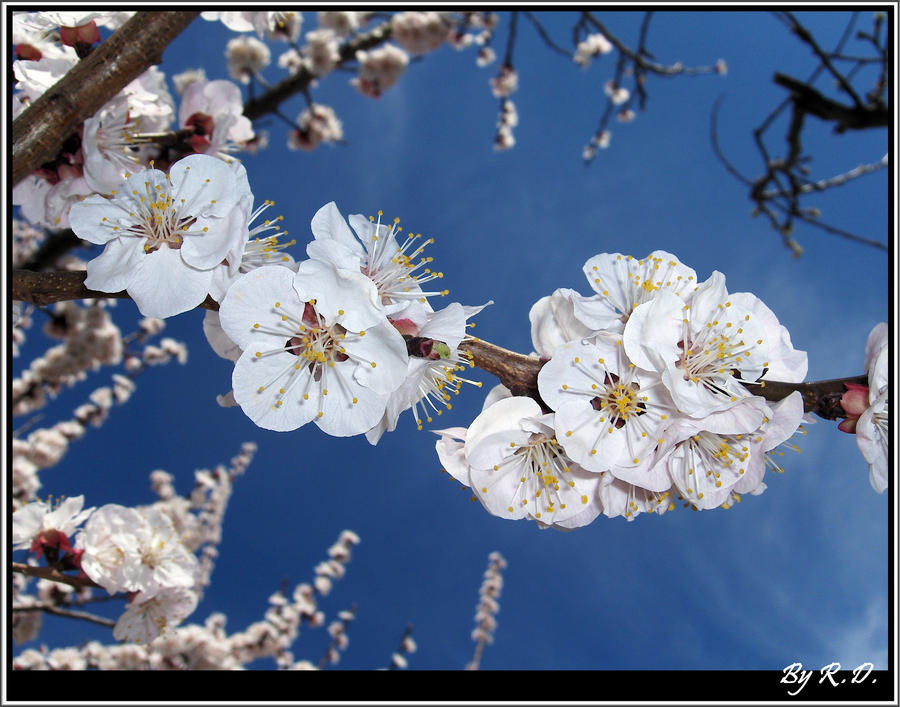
[
  {"x1": 251, "y1": 300, "x2": 374, "y2": 416},
  {"x1": 361, "y1": 210, "x2": 449, "y2": 305},
  {"x1": 410, "y1": 349, "x2": 481, "y2": 430},
  {"x1": 504, "y1": 433, "x2": 577, "y2": 519}
]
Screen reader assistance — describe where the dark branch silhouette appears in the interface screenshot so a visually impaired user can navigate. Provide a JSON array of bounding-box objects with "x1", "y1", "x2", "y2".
[{"x1": 712, "y1": 11, "x2": 888, "y2": 254}]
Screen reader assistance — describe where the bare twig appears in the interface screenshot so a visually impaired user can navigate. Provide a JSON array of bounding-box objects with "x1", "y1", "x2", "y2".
[
  {"x1": 777, "y1": 12, "x2": 865, "y2": 107},
  {"x1": 522, "y1": 12, "x2": 570, "y2": 57},
  {"x1": 13, "y1": 604, "x2": 116, "y2": 628},
  {"x1": 773, "y1": 71, "x2": 888, "y2": 131},
  {"x1": 760, "y1": 154, "x2": 888, "y2": 198},
  {"x1": 709, "y1": 98, "x2": 754, "y2": 187}
]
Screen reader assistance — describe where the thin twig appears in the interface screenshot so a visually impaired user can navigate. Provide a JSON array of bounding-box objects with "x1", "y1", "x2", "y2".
[
  {"x1": 709, "y1": 97, "x2": 754, "y2": 187},
  {"x1": 522, "y1": 12, "x2": 571, "y2": 57},
  {"x1": 778, "y1": 11, "x2": 864, "y2": 107},
  {"x1": 14, "y1": 604, "x2": 116, "y2": 628}
]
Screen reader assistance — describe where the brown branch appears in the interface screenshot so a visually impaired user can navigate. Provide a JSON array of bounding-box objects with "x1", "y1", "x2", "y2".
[
  {"x1": 243, "y1": 21, "x2": 393, "y2": 122},
  {"x1": 12, "y1": 11, "x2": 199, "y2": 187},
  {"x1": 12, "y1": 562, "x2": 100, "y2": 590},
  {"x1": 12, "y1": 269, "x2": 219, "y2": 310},
  {"x1": 11, "y1": 269, "x2": 867, "y2": 421},
  {"x1": 773, "y1": 72, "x2": 888, "y2": 131},
  {"x1": 463, "y1": 338, "x2": 865, "y2": 421},
  {"x1": 13, "y1": 604, "x2": 116, "y2": 628},
  {"x1": 17, "y1": 230, "x2": 85, "y2": 272}
]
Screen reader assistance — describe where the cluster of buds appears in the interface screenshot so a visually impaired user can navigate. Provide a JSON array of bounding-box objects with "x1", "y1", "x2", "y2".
[
  {"x1": 494, "y1": 99, "x2": 518, "y2": 151},
  {"x1": 390, "y1": 11, "x2": 449, "y2": 55},
  {"x1": 288, "y1": 104, "x2": 344, "y2": 151},
  {"x1": 351, "y1": 44, "x2": 410, "y2": 98}
]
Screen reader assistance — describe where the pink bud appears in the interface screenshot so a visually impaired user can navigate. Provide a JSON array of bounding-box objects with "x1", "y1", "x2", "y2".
[
  {"x1": 838, "y1": 382, "x2": 869, "y2": 434},
  {"x1": 58, "y1": 21, "x2": 100, "y2": 47}
]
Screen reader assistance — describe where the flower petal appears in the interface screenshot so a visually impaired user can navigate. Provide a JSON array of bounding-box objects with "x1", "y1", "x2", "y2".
[{"x1": 127, "y1": 246, "x2": 212, "y2": 318}]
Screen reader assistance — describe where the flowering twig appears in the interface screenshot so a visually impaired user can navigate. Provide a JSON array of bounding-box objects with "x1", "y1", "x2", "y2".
[
  {"x1": 317, "y1": 605, "x2": 357, "y2": 669},
  {"x1": 12, "y1": 11, "x2": 199, "y2": 187},
  {"x1": 582, "y1": 12, "x2": 722, "y2": 77},
  {"x1": 10, "y1": 271, "x2": 867, "y2": 421},
  {"x1": 388, "y1": 623, "x2": 416, "y2": 669},
  {"x1": 465, "y1": 551, "x2": 506, "y2": 670},
  {"x1": 242, "y1": 21, "x2": 393, "y2": 121}
]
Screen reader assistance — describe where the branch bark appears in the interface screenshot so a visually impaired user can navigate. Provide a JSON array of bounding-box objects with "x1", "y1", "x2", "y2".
[
  {"x1": 12, "y1": 269, "x2": 219, "y2": 310},
  {"x1": 10, "y1": 269, "x2": 867, "y2": 421},
  {"x1": 12, "y1": 11, "x2": 199, "y2": 187},
  {"x1": 12, "y1": 562, "x2": 100, "y2": 590}
]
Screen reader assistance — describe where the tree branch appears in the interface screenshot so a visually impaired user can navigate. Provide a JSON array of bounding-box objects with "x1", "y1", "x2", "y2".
[
  {"x1": 12, "y1": 562, "x2": 100, "y2": 590},
  {"x1": 11, "y1": 269, "x2": 867, "y2": 421},
  {"x1": 11, "y1": 269, "x2": 219, "y2": 310},
  {"x1": 13, "y1": 604, "x2": 116, "y2": 628},
  {"x1": 242, "y1": 21, "x2": 393, "y2": 122},
  {"x1": 12, "y1": 11, "x2": 199, "y2": 187},
  {"x1": 773, "y1": 72, "x2": 888, "y2": 131}
]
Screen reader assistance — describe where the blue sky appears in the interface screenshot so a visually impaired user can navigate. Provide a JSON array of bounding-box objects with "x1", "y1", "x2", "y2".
[{"x1": 10, "y1": 9, "x2": 893, "y2": 675}]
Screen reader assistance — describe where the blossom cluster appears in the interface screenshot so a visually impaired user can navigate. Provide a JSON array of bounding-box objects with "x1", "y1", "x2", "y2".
[
  {"x1": 13, "y1": 496, "x2": 199, "y2": 643},
  {"x1": 12, "y1": 444, "x2": 257, "y2": 647},
  {"x1": 14, "y1": 524, "x2": 369, "y2": 669},
  {"x1": 12, "y1": 12, "x2": 257, "y2": 231},
  {"x1": 215, "y1": 201, "x2": 489, "y2": 441},
  {"x1": 437, "y1": 251, "x2": 811, "y2": 529}
]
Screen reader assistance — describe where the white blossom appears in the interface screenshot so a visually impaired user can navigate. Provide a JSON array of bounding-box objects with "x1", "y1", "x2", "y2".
[
  {"x1": 351, "y1": 45, "x2": 409, "y2": 98},
  {"x1": 307, "y1": 202, "x2": 448, "y2": 316},
  {"x1": 857, "y1": 322, "x2": 889, "y2": 493},
  {"x1": 13, "y1": 495, "x2": 95, "y2": 552},
  {"x1": 178, "y1": 79, "x2": 255, "y2": 157},
  {"x1": 538, "y1": 335, "x2": 678, "y2": 485},
  {"x1": 574, "y1": 33, "x2": 613, "y2": 66},
  {"x1": 225, "y1": 35, "x2": 270, "y2": 84},
  {"x1": 114, "y1": 587, "x2": 199, "y2": 644},
  {"x1": 438, "y1": 397, "x2": 604, "y2": 529},
  {"x1": 390, "y1": 12, "x2": 449, "y2": 55},
  {"x1": 69, "y1": 154, "x2": 249, "y2": 319},
  {"x1": 219, "y1": 264, "x2": 408, "y2": 435},
  {"x1": 288, "y1": 104, "x2": 344, "y2": 151}
]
